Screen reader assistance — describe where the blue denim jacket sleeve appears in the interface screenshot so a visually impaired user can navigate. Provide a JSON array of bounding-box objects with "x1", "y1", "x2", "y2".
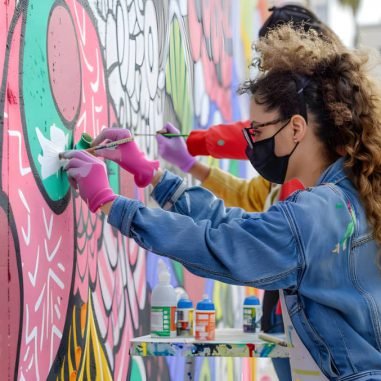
[{"x1": 108, "y1": 171, "x2": 301, "y2": 289}]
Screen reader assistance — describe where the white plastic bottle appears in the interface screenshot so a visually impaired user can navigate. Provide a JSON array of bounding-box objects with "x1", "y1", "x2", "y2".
[{"x1": 150, "y1": 259, "x2": 177, "y2": 337}]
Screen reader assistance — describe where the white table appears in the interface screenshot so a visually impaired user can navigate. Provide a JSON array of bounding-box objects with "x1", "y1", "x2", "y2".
[{"x1": 130, "y1": 328, "x2": 289, "y2": 380}]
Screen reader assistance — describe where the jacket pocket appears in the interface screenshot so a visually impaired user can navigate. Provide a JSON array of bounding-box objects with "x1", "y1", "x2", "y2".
[
  {"x1": 284, "y1": 292, "x2": 340, "y2": 379},
  {"x1": 340, "y1": 370, "x2": 381, "y2": 381}
]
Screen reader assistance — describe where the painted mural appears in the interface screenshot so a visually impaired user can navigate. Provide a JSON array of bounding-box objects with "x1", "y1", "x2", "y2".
[{"x1": 0, "y1": 0, "x2": 271, "y2": 380}]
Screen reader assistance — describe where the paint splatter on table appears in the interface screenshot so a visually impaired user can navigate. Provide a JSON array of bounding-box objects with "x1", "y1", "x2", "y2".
[{"x1": 130, "y1": 328, "x2": 289, "y2": 358}]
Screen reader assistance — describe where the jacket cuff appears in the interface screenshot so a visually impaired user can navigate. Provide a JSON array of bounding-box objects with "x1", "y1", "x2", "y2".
[
  {"x1": 186, "y1": 130, "x2": 209, "y2": 156},
  {"x1": 107, "y1": 196, "x2": 143, "y2": 237},
  {"x1": 151, "y1": 170, "x2": 186, "y2": 210}
]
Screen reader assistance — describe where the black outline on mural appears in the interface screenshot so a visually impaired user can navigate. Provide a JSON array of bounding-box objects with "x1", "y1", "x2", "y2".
[{"x1": 0, "y1": 190, "x2": 23, "y2": 381}]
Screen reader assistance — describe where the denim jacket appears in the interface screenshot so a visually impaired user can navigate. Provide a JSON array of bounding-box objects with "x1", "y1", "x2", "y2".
[{"x1": 108, "y1": 158, "x2": 381, "y2": 380}]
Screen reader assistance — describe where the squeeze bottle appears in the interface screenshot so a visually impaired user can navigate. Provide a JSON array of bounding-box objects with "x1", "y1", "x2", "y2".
[
  {"x1": 195, "y1": 294, "x2": 215, "y2": 340},
  {"x1": 150, "y1": 259, "x2": 177, "y2": 337}
]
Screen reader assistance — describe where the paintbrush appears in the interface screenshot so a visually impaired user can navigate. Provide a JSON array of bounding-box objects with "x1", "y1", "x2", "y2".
[
  {"x1": 58, "y1": 131, "x2": 188, "y2": 159},
  {"x1": 134, "y1": 132, "x2": 189, "y2": 138},
  {"x1": 85, "y1": 136, "x2": 135, "y2": 152},
  {"x1": 58, "y1": 136, "x2": 135, "y2": 159}
]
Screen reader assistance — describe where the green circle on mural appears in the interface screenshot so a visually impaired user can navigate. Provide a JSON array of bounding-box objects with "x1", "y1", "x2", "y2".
[{"x1": 22, "y1": 1, "x2": 79, "y2": 204}]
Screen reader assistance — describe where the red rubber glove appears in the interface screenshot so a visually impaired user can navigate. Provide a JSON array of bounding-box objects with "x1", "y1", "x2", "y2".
[
  {"x1": 92, "y1": 128, "x2": 159, "y2": 187},
  {"x1": 62, "y1": 151, "x2": 117, "y2": 212}
]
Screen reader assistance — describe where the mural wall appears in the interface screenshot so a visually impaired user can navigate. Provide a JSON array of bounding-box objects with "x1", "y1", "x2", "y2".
[{"x1": 0, "y1": 0, "x2": 270, "y2": 380}]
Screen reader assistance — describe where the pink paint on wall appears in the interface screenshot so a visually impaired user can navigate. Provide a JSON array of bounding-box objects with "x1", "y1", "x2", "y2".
[
  {"x1": 188, "y1": 0, "x2": 233, "y2": 122},
  {"x1": 0, "y1": 196, "x2": 21, "y2": 381},
  {"x1": 48, "y1": 5, "x2": 81, "y2": 124},
  {"x1": 3, "y1": 12, "x2": 75, "y2": 378}
]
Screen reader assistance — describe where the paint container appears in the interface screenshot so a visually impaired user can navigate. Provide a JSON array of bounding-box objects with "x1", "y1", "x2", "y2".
[
  {"x1": 243, "y1": 295, "x2": 262, "y2": 333},
  {"x1": 150, "y1": 259, "x2": 177, "y2": 337},
  {"x1": 195, "y1": 294, "x2": 215, "y2": 340},
  {"x1": 176, "y1": 294, "x2": 194, "y2": 337},
  {"x1": 74, "y1": 132, "x2": 93, "y2": 150}
]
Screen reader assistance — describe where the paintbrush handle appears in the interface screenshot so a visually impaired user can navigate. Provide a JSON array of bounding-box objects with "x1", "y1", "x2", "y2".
[
  {"x1": 86, "y1": 137, "x2": 135, "y2": 152},
  {"x1": 258, "y1": 333, "x2": 288, "y2": 347},
  {"x1": 161, "y1": 133, "x2": 189, "y2": 138},
  {"x1": 133, "y1": 133, "x2": 189, "y2": 138}
]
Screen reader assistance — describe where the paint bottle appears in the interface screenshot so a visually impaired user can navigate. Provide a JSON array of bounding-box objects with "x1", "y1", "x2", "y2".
[
  {"x1": 176, "y1": 293, "x2": 194, "y2": 337},
  {"x1": 150, "y1": 259, "x2": 177, "y2": 337},
  {"x1": 243, "y1": 295, "x2": 262, "y2": 333},
  {"x1": 74, "y1": 132, "x2": 93, "y2": 150},
  {"x1": 195, "y1": 294, "x2": 215, "y2": 340}
]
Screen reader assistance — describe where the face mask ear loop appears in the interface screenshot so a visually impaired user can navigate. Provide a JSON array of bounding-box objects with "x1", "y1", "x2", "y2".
[
  {"x1": 272, "y1": 119, "x2": 291, "y2": 138},
  {"x1": 272, "y1": 119, "x2": 299, "y2": 158},
  {"x1": 288, "y1": 142, "x2": 299, "y2": 156}
]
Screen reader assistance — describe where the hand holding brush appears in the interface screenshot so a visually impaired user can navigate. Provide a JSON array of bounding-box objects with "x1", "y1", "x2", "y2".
[
  {"x1": 156, "y1": 123, "x2": 196, "y2": 172},
  {"x1": 91, "y1": 128, "x2": 159, "y2": 187}
]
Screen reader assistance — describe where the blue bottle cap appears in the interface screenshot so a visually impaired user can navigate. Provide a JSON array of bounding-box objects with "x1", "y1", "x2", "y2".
[
  {"x1": 196, "y1": 295, "x2": 215, "y2": 310},
  {"x1": 244, "y1": 295, "x2": 260, "y2": 305},
  {"x1": 177, "y1": 298, "x2": 193, "y2": 309}
]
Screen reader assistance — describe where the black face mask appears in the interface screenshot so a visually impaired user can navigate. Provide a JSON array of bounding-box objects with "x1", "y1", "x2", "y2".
[{"x1": 244, "y1": 120, "x2": 298, "y2": 184}]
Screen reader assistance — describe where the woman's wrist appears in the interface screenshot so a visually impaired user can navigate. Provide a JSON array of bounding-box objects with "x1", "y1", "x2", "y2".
[
  {"x1": 101, "y1": 200, "x2": 114, "y2": 215},
  {"x1": 151, "y1": 169, "x2": 164, "y2": 187},
  {"x1": 188, "y1": 161, "x2": 211, "y2": 182}
]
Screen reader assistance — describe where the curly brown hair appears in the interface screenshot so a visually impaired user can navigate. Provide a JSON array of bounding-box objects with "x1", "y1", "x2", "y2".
[{"x1": 240, "y1": 24, "x2": 381, "y2": 266}]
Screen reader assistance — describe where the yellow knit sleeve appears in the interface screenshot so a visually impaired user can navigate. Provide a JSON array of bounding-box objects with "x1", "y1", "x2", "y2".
[{"x1": 201, "y1": 167, "x2": 272, "y2": 212}]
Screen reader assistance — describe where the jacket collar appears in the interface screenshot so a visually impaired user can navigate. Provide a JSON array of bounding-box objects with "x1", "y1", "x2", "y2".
[{"x1": 316, "y1": 157, "x2": 347, "y2": 185}]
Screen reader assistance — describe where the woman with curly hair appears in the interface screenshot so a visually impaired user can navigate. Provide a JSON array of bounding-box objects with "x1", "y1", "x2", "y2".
[{"x1": 62, "y1": 24, "x2": 381, "y2": 379}]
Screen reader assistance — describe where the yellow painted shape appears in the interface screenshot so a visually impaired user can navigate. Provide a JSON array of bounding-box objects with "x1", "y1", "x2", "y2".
[
  {"x1": 226, "y1": 358, "x2": 234, "y2": 381},
  {"x1": 67, "y1": 308, "x2": 75, "y2": 376},
  {"x1": 77, "y1": 296, "x2": 112, "y2": 380},
  {"x1": 199, "y1": 358, "x2": 211, "y2": 379},
  {"x1": 240, "y1": 0, "x2": 258, "y2": 67},
  {"x1": 213, "y1": 281, "x2": 223, "y2": 320},
  {"x1": 142, "y1": 342, "x2": 147, "y2": 356},
  {"x1": 293, "y1": 368, "x2": 323, "y2": 376},
  {"x1": 56, "y1": 292, "x2": 112, "y2": 380}
]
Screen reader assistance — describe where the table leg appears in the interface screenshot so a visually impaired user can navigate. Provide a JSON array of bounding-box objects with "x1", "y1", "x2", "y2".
[{"x1": 184, "y1": 356, "x2": 194, "y2": 381}]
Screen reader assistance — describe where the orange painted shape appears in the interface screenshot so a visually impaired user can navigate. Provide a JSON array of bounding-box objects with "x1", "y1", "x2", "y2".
[
  {"x1": 75, "y1": 346, "x2": 82, "y2": 370},
  {"x1": 80, "y1": 303, "x2": 87, "y2": 336}
]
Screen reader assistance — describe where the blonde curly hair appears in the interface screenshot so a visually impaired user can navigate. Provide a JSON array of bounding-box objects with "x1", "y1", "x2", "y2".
[{"x1": 240, "y1": 24, "x2": 381, "y2": 266}]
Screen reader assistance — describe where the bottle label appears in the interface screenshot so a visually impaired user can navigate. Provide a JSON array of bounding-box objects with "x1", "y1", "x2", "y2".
[
  {"x1": 195, "y1": 311, "x2": 215, "y2": 340},
  {"x1": 151, "y1": 306, "x2": 176, "y2": 336},
  {"x1": 243, "y1": 306, "x2": 259, "y2": 333},
  {"x1": 176, "y1": 308, "x2": 194, "y2": 337}
]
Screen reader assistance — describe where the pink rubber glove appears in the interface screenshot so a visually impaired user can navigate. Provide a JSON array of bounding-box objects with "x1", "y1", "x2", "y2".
[
  {"x1": 62, "y1": 151, "x2": 117, "y2": 212},
  {"x1": 92, "y1": 128, "x2": 159, "y2": 187},
  {"x1": 156, "y1": 123, "x2": 197, "y2": 172}
]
